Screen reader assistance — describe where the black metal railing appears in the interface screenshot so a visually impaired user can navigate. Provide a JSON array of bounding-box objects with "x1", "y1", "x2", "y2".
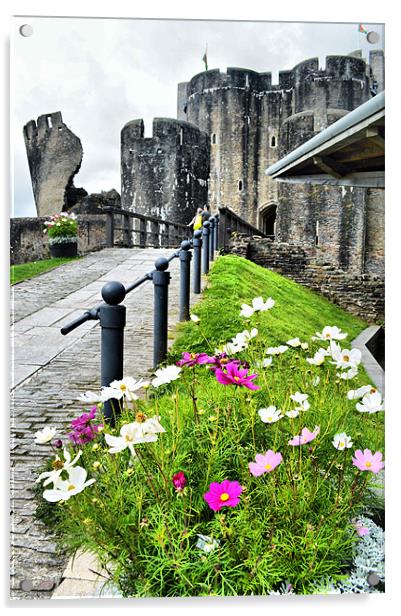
[{"x1": 60, "y1": 206, "x2": 264, "y2": 425}]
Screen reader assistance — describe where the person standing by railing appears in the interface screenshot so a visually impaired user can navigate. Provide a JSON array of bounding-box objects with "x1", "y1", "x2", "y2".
[
  {"x1": 201, "y1": 204, "x2": 211, "y2": 224},
  {"x1": 187, "y1": 207, "x2": 203, "y2": 231}
]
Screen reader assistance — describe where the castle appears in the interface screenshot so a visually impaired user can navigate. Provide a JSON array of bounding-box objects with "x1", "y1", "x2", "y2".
[{"x1": 23, "y1": 49, "x2": 384, "y2": 278}]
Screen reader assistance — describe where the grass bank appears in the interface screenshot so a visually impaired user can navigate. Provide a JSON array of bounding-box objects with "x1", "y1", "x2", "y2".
[{"x1": 10, "y1": 257, "x2": 81, "y2": 285}]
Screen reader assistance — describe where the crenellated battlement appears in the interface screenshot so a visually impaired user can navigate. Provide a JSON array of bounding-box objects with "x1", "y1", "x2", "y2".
[{"x1": 122, "y1": 117, "x2": 209, "y2": 149}]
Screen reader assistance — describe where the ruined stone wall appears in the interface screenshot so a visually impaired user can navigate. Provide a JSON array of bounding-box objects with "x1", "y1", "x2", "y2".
[
  {"x1": 227, "y1": 235, "x2": 384, "y2": 323},
  {"x1": 23, "y1": 112, "x2": 86, "y2": 217},
  {"x1": 10, "y1": 216, "x2": 108, "y2": 265},
  {"x1": 121, "y1": 118, "x2": 210, "y2": 225}
]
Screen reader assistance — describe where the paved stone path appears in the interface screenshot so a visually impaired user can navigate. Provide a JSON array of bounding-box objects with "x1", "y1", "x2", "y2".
[{"x1": 10, "y1": 248, "x2": 203, "y2": 600}]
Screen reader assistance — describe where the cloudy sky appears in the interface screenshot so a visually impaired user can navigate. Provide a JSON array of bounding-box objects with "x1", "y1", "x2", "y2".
[{"x1": 12, "y1": 17, "x2": 384, "y2": 217}]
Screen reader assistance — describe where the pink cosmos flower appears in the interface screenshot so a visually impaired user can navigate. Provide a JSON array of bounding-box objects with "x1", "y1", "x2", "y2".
[
  {"x1": 352, "y1": 449, "x2": 385, "y2": 474},
  {"x1": 172, "y1": 471, "x2": 187, "y2": 491},
  {"x1": 203, "y1": 479, "x2": 243, "y2": 512},
  {"x1": 176, "y1": 352, "x2": 212, "y2": 367},
  {"x1": 288, "y1": 426, "x2": 320, "y2": 446},
  {"x1": 215, "y1": 362, "x2": 260, "y2": 390},
  {"x1": 249, "y1": 450, "x2": 283, "y2": 477}
]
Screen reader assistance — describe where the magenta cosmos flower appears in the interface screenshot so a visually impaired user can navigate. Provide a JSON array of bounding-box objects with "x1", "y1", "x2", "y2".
[
  {"x1": 249, "y1": 450, "x2": 283, "y2": 477},
  {"x1": 176, "y1": 352, "x2": 212, "y2": 367},
  {"x1": 288, "y1": 426, "x2": 320, "y2": 446},
  {"x1": 352, "y1": 449, "x2": 385, "y2": 474},
  {"x1": 215, "y1": 362, "x2": 260, "y2": 390},
  {"x1": 172, "y1": 471, "x2": 187, "y2": 491},
  {"x1": 203, "y1": 479, "x2": 243, "y2": 512}
]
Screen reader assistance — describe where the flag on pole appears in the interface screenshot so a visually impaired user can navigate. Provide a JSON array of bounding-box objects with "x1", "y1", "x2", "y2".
[
  {"x1": 202, "y1": 45, "x2": 208, "y2": 71},
  {"x1": 358, "y1": 24, "x2": 368, "y2": 35}
]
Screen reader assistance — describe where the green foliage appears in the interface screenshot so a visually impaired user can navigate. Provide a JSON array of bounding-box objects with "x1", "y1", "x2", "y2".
[
  {"x1": 10, "y1": 257, "x2": 81, "y2": 285},
  {"x1": 35, "y1": 255, "x2": 384, "y2": 597},
  {"x1": 44, "y1": 213, "x2": 78, "y2": 239}
]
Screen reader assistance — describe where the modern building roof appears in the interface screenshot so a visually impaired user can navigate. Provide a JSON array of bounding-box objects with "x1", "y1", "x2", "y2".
[{"x1": 266, "y1": 91, "x2": 384, "y2": 188}]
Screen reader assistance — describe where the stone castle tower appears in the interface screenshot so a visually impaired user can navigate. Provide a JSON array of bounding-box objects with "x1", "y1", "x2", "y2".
[
  {"x1": 177, "y1": 50, "x2": 384, "y2": 237},
  {"x1": 121, "y1": 118, "x2": 210, "y2": 225}
]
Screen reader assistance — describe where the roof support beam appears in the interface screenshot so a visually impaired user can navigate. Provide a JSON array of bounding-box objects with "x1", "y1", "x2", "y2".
[
  {"x1": 365, "y1": 128, "x2": 385, "y2": 151},
  {"x1": 312, "y1": 156, "x2": 346, "y2": 179}
]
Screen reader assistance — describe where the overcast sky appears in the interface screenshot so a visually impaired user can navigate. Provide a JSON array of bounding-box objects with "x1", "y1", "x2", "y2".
[{"x1": 12, "y1": 17, "x2": 384, "y2": 217}]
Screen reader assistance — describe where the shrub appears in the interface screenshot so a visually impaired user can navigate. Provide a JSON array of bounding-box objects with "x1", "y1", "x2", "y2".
[{"x1": 44, "y1": 212, "x2": 78, "y2": 239}]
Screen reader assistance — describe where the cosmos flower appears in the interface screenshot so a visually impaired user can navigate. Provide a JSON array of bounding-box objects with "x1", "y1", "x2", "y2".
[
  {"x1": 151, "y1": 365, "x2": 182, "y2": 387},
  {"x1": 105, "y1": 416, "x2": 165, "y2": 456},
  {"x1": 190, "y1": 314, "x2": 200, "y2": 323},
  {"x1": 312, "y1": 326, "x2": 348, "y2": 342},
  {"x1": 285, "y1": 410, "x2": 300, "y2": 419},
  {"x1": 36, "y1": 448, "x2": 82, "y2": 487},
  {"x1": 352, "y1": 520, "x2": 370, "y2": 537},
  {"x1": 248, "y1": 450, "x2": 283, "y2": 476},
  {"x1": 203, "y1": 479, "x2": 243, "y2": 512},
  {"x1": 176, "y1": 352, "x2": 211, "y2": 367},
  {"x1": 172, "y1": 471, "x2": 187, "y2": 491},
  {"x1": 352, "y1": 449, "x2": 385, "y2": 474},
  {"x1": 331, "y1": 347, "x2": 362, "y2": 370},
  {"x1": 355, "y1": 391, "x2": 384, "y2": 414},
  {"x1": 337, "y1": 367, "x2": 359, "y2": 380},
  {"x1": 215, "y1": 362, "x2": 260, "y2": 390},
  {"x1": 290, "y1": 392, "x2": 310, "y2": 411},
  {"x1": 266, "y1": 345, "x2": 288, "y2": 355},
  {"x1": 287, "y1": 338, "x2": 301, "y2": 347},
  {"x1": 332, "y1": 432, "x2": 353, "y2": 450},
  {"x1": 288, "y1": 426, "x2": 320, "y2": 446},
  {"x1": 306, "y1": 350, "x2": 326, "y2": 366},
  {"x1": 347, "y1": 385, "x2": 377, "y2": 400},
  {"x1": 258, "y1": 406, "x2": 283, "y2": 423},
  {"x1": 42, "y1": 466, "x2": 96, "y2": 502},
  {"x1": 240, "y1": 297, "x2": 275, "y2": 317},
  {"x1": 101, "y1": 377, "x2": 149, "y2": 402},
  {"x1": 34, "y1": 426, "x2": 58, "y2": 444},
  {"x1": 255, "y1": 357, "x2": 273, "y2": 369}
]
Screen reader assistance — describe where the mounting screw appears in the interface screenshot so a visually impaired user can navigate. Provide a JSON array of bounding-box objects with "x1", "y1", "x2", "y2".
[{"x1": 367, "y1": 572, "x2": 380, "y2": 586}]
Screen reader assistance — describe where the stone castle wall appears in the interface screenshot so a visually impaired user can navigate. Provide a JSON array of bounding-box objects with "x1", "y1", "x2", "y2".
[
  {"x1": 10, "y1": 216, "x2": 108, "y2": 265},
  {"x1": 178, "y1": 51, "x2": 384, "y2": 269},
  {"x1": 121, "y1": 118, "x2": 210, "y2": 225}
]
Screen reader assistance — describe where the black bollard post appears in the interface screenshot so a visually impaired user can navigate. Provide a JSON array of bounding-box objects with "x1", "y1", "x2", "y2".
[
  {"x1": 179, "y1": 240, "x2": 192, "y2": 321},
  {"x1": 99, "y1": 281, "x2": 126, "y2": 426},
  {"x1": 209, "y1": 216, "x2": 215, "y2": 262},
  {"x1": 152, "y1": 257, "x2": 170, "y2": 368},
  {"x1": 192, "y1": 230, "x2": 202, "y2": 294},
  {"x1": 214, "y1": 213, "x2": 219, "y2": 251},
  {"x1": 202, "y1": 220, "x2": 210, "y2": 274}
]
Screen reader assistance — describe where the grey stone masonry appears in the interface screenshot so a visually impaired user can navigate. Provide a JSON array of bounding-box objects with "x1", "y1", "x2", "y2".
[{"x1": 10, "y1": 247, "x2": 205, "y2": 599}]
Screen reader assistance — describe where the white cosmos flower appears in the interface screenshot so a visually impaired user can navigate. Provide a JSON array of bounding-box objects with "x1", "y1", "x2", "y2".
[
  {"x1": 105, "y1": 416, "x2": 166, "y2": 456},
  {"x1": 300, "y1": 342, "x2": 309, "y2": 350},
  {"x1": 235, "y1": 328, "x2": 258, "y2": 344},
  {"x1": 255, "y1": 357, "x2": 273, "y2": 368},
  {"x1": 290, "y1": 392, "x2": 310, "y2": 411},
  {"x1": 196, "y1": 534, "x2": 220, "y2": 553},
  {"x1": 347, "y1": 385, "x2": 377, "y2": 400},
  {"x1": 312, "y1": 326, "x2": 348, "y2": 342},
  {"x1": 42, "y1": 466, "x2": 96, "y2": 502},
  {"x1": 258, "y1": 406, "x2": 283, "y2": 423},
  {"x1": 266, "y1": 345, "x2": 288, "y2": 355},
  {"x1": 287, "y1": 338, "x2": 301, "y2": 347},
  {"x1": 102, "y1": 377, "x2": 149, "y2": 402},
  {"x1": 306, "y1": 350, "x2": 326, "y2": 366},
  {"x1": 34, "y1": 426, "x2": 57, "y2": 444},
  {"x1": 332, "y1": 432, "x2": 353, "y2": 450},
  {"x1": 337, "y1": 367, "x2": 359, "y2": 380},
  {"x1": 355, "y1": 391, "x2": 384, "y2": 414},
  {"x1": 190, "y1": 314, "x2": 200, "y2": 323},
  {"x1": 78, "y1": 391, "x2": 102, "y2": 404},
  {"x1": 331, "y1": 347, "x2": 362, "y2": 370},
  {"x1": 286, "y1": 410, "x2": 300, "y2": 418},
  {"x1": 151, "y1": 365, "x2": 182, "y2": 387},
  {"x1": 240, "y1": 297, "x2": 275, "y2": 317},
  {"x1": 36, "y1": 448, "x2": 83, "y2": 486}
]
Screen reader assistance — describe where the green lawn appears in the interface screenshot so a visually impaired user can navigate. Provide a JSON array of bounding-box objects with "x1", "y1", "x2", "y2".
[{"x1": 10, "y1": 257, "x2": 81, "y2": 285}]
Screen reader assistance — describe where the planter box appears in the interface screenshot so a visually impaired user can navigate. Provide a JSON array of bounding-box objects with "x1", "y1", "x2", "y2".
[{"x1": 50, "y1": 241, "x2": 78, "y2": 258}]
